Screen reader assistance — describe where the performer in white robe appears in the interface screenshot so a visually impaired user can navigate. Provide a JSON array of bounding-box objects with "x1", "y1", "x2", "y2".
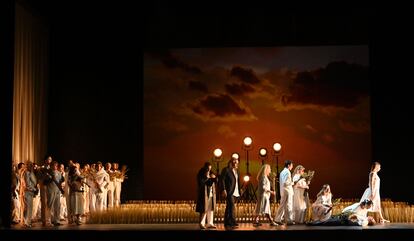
[
  {"x1": 274, "y1": 160, "x2": 294, "y2": 224},
  {"x1": 112, "y1": 163, "x2": 124, "y2": 207},
  {"x1": 11, "y1": 163, "x2": 24, "y2": 224},
  {"x1": 81, "y1": 164, "x2": 90, "y2": 215},
  {"x1": 342, "y1": 199, "x2": 376, "y2": 226},
  {"x1": 69, "y1": 165, "x2": 85, "y2": 225},
  {"x1": 39, "y1": 156, "x2": 52, "y2": 226},
  {"x1": 104, "y1": 163, "x2": 114, "y2": 209},
  {"x1": 31, "y1": 164, "x2": 41, "y2": 222},
  {"x1": 23, "y1": 163, "x2": 37, "y2": 228},
  {"x1": 47, "y1": 161, "x2": 64, "y2": 226},
  {"x1": 94, "y1": 162, "x2": 109, "y2": 211},
  {"x1": 253, "y1": 164, "x2": 277, "y2": 226},
  {"x1": 87, "y1": 165, "x2": 97, "y2": 212},
  {"x1": 292, "y1": 165, "x2": 309, "y2": 224},
  {"x1": 59, "y1": 164, "x2": 67, "y2": 221},
  {"x1": 359, "y1": 161, "x2": 389, "y2": 223}
]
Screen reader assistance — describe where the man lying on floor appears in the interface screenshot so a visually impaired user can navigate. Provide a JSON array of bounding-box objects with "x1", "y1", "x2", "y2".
[{"x1": 307, "y1": 199, "x2": 376, "y2": 226}]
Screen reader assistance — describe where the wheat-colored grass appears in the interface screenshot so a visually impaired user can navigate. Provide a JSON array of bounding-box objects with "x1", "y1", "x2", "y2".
[{"x1": 87, "y1": 199, "x2": 414, "y2": 224}]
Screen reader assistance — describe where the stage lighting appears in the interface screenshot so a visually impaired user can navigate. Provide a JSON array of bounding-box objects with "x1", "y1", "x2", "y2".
[
  {"x1": 243, "y1": 136, "x2": 252, "y2": 147},
  {"x1": 213, "y1": 148, "x2": 222, "y2": 158},
  {"x1": 212, "y1": 148, "x2": 223, "y2": 176},
  {"x1": 231, "y1": 152, "x2": 239, "y2": 160},
  {"x1": 273, "y1": 143, "x2": 282, "y2": 153},
  {"x1": 272, "y1": 142, "x2": 282, "y2": 203},
  {"x1": 259, "y1": 148, "x2": 267, "y2": 157},
  {"x1": 259, "y1": 147, "x2": 268, "y2": 165},
  {"x1": 243, "y1": 175, "x2": 250, "y2": 182}
]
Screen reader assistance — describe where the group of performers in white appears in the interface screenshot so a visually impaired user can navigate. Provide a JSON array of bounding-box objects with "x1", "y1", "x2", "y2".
[
  {"x1": 196, "y1": 159, "x2": 390, "y2": 229},
  {"x1": 11, "y1": 156, "x2": 127, "y2": 227}
]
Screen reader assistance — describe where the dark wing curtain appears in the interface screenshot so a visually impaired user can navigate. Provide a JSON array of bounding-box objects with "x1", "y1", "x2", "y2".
[{"x1": 12, "y1": 3, "x2": 49, "y2": 166}]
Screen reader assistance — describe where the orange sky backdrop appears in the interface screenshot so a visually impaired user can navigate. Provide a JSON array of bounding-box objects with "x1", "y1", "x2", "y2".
[{"x1": 144, "y1": 46, "x2": 370, "y2": 200}]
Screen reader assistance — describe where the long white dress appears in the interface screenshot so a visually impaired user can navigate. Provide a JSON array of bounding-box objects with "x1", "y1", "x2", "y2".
[
  {"x1": 292, "y1": 174, "x2": 308, "y2": 223},
  {"x1": 255, "y1": 175, "x2": 271, "y2": 215},
  {"x1": 360, "y1": 172, "x2": 381, "y2": 212},
  {"x1": 311, "y1": 193, "x2": 332, "y2": 222}
]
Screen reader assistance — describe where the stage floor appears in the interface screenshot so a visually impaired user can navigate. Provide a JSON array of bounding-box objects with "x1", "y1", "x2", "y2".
[
  {"x1": 7, "y1": 222, "x2": 414, "y2": 230},
  {"x1": 4, "y1": 223, "x2": 414, "y2": 241}
]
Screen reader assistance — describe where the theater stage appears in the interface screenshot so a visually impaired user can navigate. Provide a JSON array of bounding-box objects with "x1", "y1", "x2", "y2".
[{"x1": 4, "y1": 223, "x2": 414, "y2": 241}]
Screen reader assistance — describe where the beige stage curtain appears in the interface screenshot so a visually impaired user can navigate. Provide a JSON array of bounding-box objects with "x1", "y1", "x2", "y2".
[{"x1": 12, "y1": 3, "x2": 49, "y2": 166}]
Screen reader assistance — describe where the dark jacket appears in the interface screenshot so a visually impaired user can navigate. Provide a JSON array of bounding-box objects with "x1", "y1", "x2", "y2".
[
  {"x1": 195, "y1": 168, "x2": 216, "y2": 213},
  {"x1": 220, "y1": 166, "x2": 241, "y2": 196}
]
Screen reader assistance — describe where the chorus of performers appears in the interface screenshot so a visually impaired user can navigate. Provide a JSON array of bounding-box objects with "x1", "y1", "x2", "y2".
[
  {"x1": 195, "y1": 158, "x2": 390, "y2": 229},
  {"x1": 11, "y1": 155, "x2": 128, "y2": 228}
]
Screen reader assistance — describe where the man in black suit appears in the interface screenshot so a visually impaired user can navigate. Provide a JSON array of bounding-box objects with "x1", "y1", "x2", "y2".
[{"x1": 220, "y1": 157, "x2": 241, "y2": 229}]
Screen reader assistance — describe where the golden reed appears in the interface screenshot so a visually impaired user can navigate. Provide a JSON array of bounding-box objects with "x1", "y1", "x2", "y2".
[{"x1": 87, "y1": 199, "x2": 414, "y2": 224}]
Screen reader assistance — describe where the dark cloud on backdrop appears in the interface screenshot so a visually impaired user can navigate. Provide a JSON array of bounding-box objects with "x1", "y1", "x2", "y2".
[
  {"x1": 225, "y1": 82, "x2": 255, "y2": 96},
  {"x1": 230, "y1": 66, "x2": 261, "y2": 84},
  {"x1": 282, "y1": 61, "x2": 369, "y2": 108}
]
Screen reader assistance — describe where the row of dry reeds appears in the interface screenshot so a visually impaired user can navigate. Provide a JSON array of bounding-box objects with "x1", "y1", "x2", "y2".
[{"x1": 88, "y1": 199, "x2": 414, "y2": 224}]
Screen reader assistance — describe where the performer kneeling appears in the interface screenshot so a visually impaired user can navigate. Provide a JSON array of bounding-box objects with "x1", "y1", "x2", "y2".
[{"x1": 311, "y1": 184, "x2": 333, "y2": 222}]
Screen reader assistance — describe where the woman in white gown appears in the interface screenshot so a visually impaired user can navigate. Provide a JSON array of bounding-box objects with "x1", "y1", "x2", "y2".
[
  {"x1": 292, "y1": 165, "x2": 309, "y2": 223},
  {"x1": 253, "y1": 164, "x2": 277, "y2": 226},
  {"x1": 311, "y1": 184, "x2": 332, "y2": 222},
  {"x1": 360, "y1": 162, "x2": 389, "y2": 223}
]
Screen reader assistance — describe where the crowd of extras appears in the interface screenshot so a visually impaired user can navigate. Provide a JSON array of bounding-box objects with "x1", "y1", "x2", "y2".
[
  {"x1": 196, "y1": 159, "x2": 390, "y2": 229},
  {"x1": 11, "y1": 155, "x2": 128, "y2": 228}
]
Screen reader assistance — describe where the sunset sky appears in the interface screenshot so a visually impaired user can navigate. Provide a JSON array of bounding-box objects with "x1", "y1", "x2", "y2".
[{"x1": 144, "y1": 46, "x2": 370, "y2": 200}]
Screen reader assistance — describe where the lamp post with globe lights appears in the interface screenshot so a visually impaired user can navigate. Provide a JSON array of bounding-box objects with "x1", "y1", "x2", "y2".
[
  {"x1": 241, "y1": 136, "x2": 256, "y2": 201},
  {"x1": 243, "y1": 136, "x2": 253, "y2": 175},
  {"x1": 259, "y1": 147, "x2": 267, "y2": 165},
  {"x1": 213, "y1": 148, "x2": 223, "y2": 174},
  {"x1": 272, "y1": 142, "x2": 282, "y2": 203}
]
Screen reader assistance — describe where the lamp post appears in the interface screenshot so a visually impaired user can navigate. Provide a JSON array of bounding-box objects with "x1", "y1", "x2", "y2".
[
  {"x1": 242, "y1": 136, "x2": 256, "y2": 201},
  {"x1": 212, "y1": 148, "x2": 223, "y2": 202},
  {"x1": 272, "y1": 142, "x2": 282, "y2": 203},
  {"x1": 213, "y1": 148, "x2": 223, "y2": 174},
  {"x1": 242, "y1": 136, "x2": 253, "y2": 175},
  {"x1": 259, "y1": 147, "x2": 267, "y2": 165}
]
